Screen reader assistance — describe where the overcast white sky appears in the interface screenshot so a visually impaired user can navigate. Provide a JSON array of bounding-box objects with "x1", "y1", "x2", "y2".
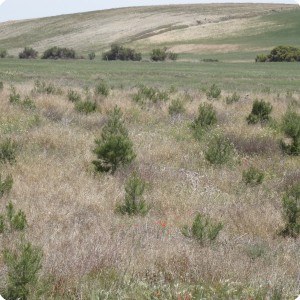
[{"x1": 0, "y1": 0, "x2": 296, "y2": 22}]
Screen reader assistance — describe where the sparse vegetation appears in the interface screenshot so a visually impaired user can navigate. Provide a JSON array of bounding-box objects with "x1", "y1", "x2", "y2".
[
  {"x1": 0, "y1": 49, "x2": 7, "y2": 58},
  {"x1": 0, "y1": 139, "x2": 17, "y2": 164},
  {"x1": 132, "y1": 85, "x2": 169, "y2": 105},
  {"x1": 168, "y1": 98, "x2": 185, "y2": 116},
  {"x1": 67, "y1": 89, "x2": 81, "y2": 102},
  {"x1": 95, "y1": 81, "x2": 110, "y2": 97},
  {"x1": 246, "y1": 99, "x2": 272, "y2": 124},
  {"x1": 75, "y1": 100, "x2": 97, "y2": 114},
  {"x1": 225, "y1": 92, "x2": 240, "y2": 104},
  {"x1": 206, "y1": 83, "x2": 221, "y2": 99},
  {"x1": 88, "y1": 51, "x2": 96, "y2": 60},
  {"x1": 19, "y1": 47, "x2": 38, "y2": 59},
  {"x1": 242, "y1": 166, "x2": 264, "y2": 186}
]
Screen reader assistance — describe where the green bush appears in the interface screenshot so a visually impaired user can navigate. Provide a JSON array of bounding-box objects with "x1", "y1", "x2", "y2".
[
  {"x1": 116, "y1": 173, "x2": 150, "y2": 216},
  {"x1": 182, "y1": 213, "x2": 223, "y2": 244},
  {"x1": 0, "y1": 139, "x2": 17, "y2": 164},
  {"x1": 22, "y1": 97, "x2": 36, "y2": 110},
  {"x1": 281, "y1": 110, "x2": 300, "y2": 155},
  {"x1": 133, "y1": 85, "x2": 169, "y2": 105},
  {"x1": 205, "y1": 135, "x2": 234, "y2": 165},
  {"x1": 0, "y1": 81, "x2": 3, "y2": 91},
  {"x1": 42, "y1": 46, "x2": 76, "y2": 59},
  {"x1": 150, "y1": 48, "x2": 167, "y2": 61},
  {"x1": 191, "y1": 103, "x2": 217, "y2": 139},
  {"x1": 9, "y1": 86, "x2": 21, "y2": 104},
  {"x1": 93, "y1": 107, "x2": 136, "y2": 174},
  {"x1": 167, "y1": 51, "x2": 178, "y2": 61},
  {"x1": 33, "y1": 80, "x2": 62, "y2": 95},
  {"x1": 102, "y1": 44, "x2": 141, "y2": 61},
  {"x1": 256, "y1": 46, "x2": 300, "y2": 62},
  {"x1": 0, "y1": 174, "x2": 13, "y2": 198},
  {"x1": 19, "y1": 47, "x2": 38, "y2": 59},
  {"x1": 95, "y1": 81, "x2": 110, "y2": 97},
  {"x1": 2, "y1": 242, "x2": 42, "y2": 300},
  {"x1": 67, "y1": 89, "x2": 81, "y2": 102},
  {"x1": 246, "y1": 99, "x2": 272, "y2": 124},
  {"x1": 280, "y1": 182, "x2": 300, "y2": 237},
  {"x1": 242, "y1": 166, "x2": 264, "y2": 186},
  {"x1": 206, "y1": 84, "x2": 221, "y2": 99},
  {"x1": 168, "y1": 98, "x2": 185, "y2": 116},
  {"x1": 75, "y1": 100, "x2": 97, "y2": 114},
  {"x1": 0, "y1": 49, "x2": 7, "y2": 58},
  {"x1": 88, "y1": 51, "x2": 96, "y2": 60},
  {"x1": 255, "y1": 54, "x2": 267, "y2": 62},
  {"x1": 225, "y1": 92, "x2": 240, "y2": 104}
]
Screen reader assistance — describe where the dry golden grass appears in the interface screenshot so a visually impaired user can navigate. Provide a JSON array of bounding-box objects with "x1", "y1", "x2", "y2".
[{"x1": 0, "y1": 82, "x2": 299, "y2": 297}]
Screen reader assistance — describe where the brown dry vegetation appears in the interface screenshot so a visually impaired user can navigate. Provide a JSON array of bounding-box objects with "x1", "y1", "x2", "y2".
[{"x1": 0, "y1": 81, "x2": 299, "y2": 298}]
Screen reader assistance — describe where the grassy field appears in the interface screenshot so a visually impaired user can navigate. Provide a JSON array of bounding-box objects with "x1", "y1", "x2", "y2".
[{"x1": 0, "y1": 3, "x2": 300, "y2": 300}]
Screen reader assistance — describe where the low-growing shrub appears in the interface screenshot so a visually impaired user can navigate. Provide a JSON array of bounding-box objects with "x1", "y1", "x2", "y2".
[
  {"x1": 203, "y1": 58, "x2": 219, "y2": 62},
  {"x1": 22, "y1": 97, "x2": 36, "y2": 110},
  {"x1": 182, "y1": 213, "x2": 223, "y2": 244},
  {"x1": 67, "y1": 89, "x2": 81, "y2": 102},
  {"x1": 281, "y1": 110, "x2": 300, "y2": 155},
  {"x1": 150, "y1": 48, "x2": 168, "y2": 61},
  {"x1": 0, "y1": 49, "x2": 7, "y2": 58},
  {"x1": 19, "y1": 47, "x2": 38, "y2": 59},
  {"x1": 168, "y1": 98, "x2": 185, "y2": 116},
  {"x1": 116, "y1": 173, "x2": 150, "y2": 216},
  {"x1": 225, "y1": 92, "x2": 240, "y2": 104},
  {"x1": 42, "y1": 46, "x2": 76, "y2": 59},
  {"x1": 0, "y1": 174, "x2": 13, "y2": 198},
  {"x1": 133, "y1": 85, "x2": 169, "y2": 105},
  {"x1": 205, "y1": 135, "x2": 234, "y2": 165},
  {"x1": 280, "y1": 182, "x2": 300, "y2": 237},
  {"x1": 95, "y1": 81, "x2": 110, "y2": 97},
  {"x1": 0, "y1": 81, "x2": 3, "y2": 91},
  {"x1": 242, "y1": 166, "x2": 264, "y2": 186},
  {"x1": 167, "y1": 51, "x2": 178, "y2": 61},
  {"x1": 247, "y1": 99, "x2": 272, "y2": 124},
  {"x1": 75, "y1": 100, "x2": 97, "y2": 114},
  {"x1": 102, "y1": 44, "x2": 141, "y2": 61},
  {"x1": 255, "y1": 54, "x2": 268, "y2": 62},
  {"x1": 0, "y1": 139, "x2": 17, "y2": 164},
  {"x1": 93, "y1": 107, "x2": 136, "y2": 173},
  {"x1": 33, "y1": 80, "x2": 62, "y2": 95},
  {"x1": 9, "y1": 86, "x2": 21, "y2": 104},
  {"x1": 206, "y1": 83, "x2": 221, "y2": 99}
]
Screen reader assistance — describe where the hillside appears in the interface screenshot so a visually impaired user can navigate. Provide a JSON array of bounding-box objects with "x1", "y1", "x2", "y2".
[{"x1": 0, "y1": 3, "x2": 299, "y2": 60}]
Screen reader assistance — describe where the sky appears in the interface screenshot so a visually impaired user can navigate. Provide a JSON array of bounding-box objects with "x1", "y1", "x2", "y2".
[{"x1": 0, "y1": 0, "x2": 296, "y2": 22}]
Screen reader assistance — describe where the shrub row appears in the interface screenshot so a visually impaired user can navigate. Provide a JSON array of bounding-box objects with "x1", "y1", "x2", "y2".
[{"x1": 256, "y1": 45, "x2": 300, "y2": 62}]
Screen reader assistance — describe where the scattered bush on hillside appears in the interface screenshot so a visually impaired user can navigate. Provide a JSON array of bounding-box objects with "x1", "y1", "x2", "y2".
[
  {"x1": 0, "y1": 174, "x2": 13, "y2": 198},
  {"x1": 88, "y1": 51, "x2": 96, "y2": 60},
  {"x1": 182, "y1": 213, "x2": 223, "y2": 244},
  {"x1": 225, "y1": 92, "x2": 240, "y2": 104},
  {"x1": 75, "y1": 100, "x2": 97, "y2": 114},
  {"x1": 281, "y1": 110, "x2": 300, "y2": 155},
  {"x1": 205, "y1": 135, "x2": 234, "y2": 165},
  {"x1": 67, "y1": 89, "x2": 81, "y2": 102},
  {"x1": 150, "y1": 48, "x2": 178, "y2": 61},
  {"x1": 132, "y1": 85, "x2": 169, "y2": 106},
  {"x1": 191, "y1": 103, "x2": 217, "y2": 139},
  {"x1": 95, "y1": 81, "x2": 110, "y2": 97},
  {"x1": 206, "y1": 84, "x2": 221, "y2": 99},
  {"x1": 168, "y1": 98, "x2": 185, "y2": 116},
  {"x1": 93, "y1": 106, "x2": 136, "y2": 174},
  {"x1": 102, "y1": 44, "x2": 141, "y2": 61},
  {"x1": 256, "y1": 45, "x2": 300, "y2": 62},
  {"x1": 0, "y1": 49, "x2": 7, "y2": 58},
  {"x1": 0, "y1": 139, "x2": 17, "y2": 164},
  {"x1": 32, "y1": 80, "x2": 62, "y2": 95},
  {"x1": 9, "y1": 86, "x2": 21, "y2": 104},
  {"x1": 242, "y1": 166, "x2": 264, "y2": 186},
  {"x1": 246, "y1": 99, "x2": 272, "y2": 125},
  {"x1": 116, "y1": 173, "x2": 150, "y2": 216},
  {"x1": 42, "y1": 46, "x2": 76, "y2": 59},
  {"x1": 19, "y1": 47, "x2": 38, "y2": 59},
  {"x1": 280, "y1": 182, "x2": 300, "y2": 237}
]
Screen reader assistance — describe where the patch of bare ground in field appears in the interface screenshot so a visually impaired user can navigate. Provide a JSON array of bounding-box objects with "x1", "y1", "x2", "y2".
[{"x1": 0, "y1": 80, "x2": 299, "y2": 298}]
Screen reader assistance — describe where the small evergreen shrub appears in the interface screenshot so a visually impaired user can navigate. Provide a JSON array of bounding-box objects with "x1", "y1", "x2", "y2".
[
  {"x1": 2, "y1": 241, "x2": 42, "y2": 300},
  {"x1": 246, "y1": 99, "x2": 272, "y2": 124},
  {"x1": 205, "y1": 135, "x2": 234, "y2": 165},
  {"x1": 88, "y1": 51, "x2": 96, "y2": 60},
  {"x1": 75, "y1": 100, "x2": 97, "y2": 114},
  {"x1": 9, "y1": 86, "x2": 21, "y2": 104},
  {"x1": 150, "y1": 48, "x2": 168, "y2": 61},
  {"x1": 93, "y1": 107, "x2": 136, "y2": 174},
  {"x1": 281, "y1": 110, "x2": 300, "y2": 155},
  {"x1": 242, "y1": 166, "x2": 264, "y2": 186},
  {"x1": 191, "y1": 103, "x2": 217, "y2": 139},
  {"x1": 168, "y1": 98, "x2": 185, "y2": 116},
  {"x1": 0, "y1": 49, "x2": 7, "y2": 58},
  {"x1": 67, "y1": 89, "x2": 81, "y2": 102},
  {"x1": 22, "y1": 97, "x2": 36, "y2": 110},
  {"x1": 33, "y1": 80, "x2": 61, "y2": 95},
  {"x1": 133, "y1": 85, "x2": 169, "y2": 105},
  {"x1": 225, "y1": 92, "x2": 240, "y2": 104},
  {"x1": 206, "y1": 84, "x2": 221, "y2": 99},
  {"x1": 167, "y1": 51, "x2": 178, "y2": 61},
  {"x1": 102, "y1": 44, "x2": 141, "y2": 61},
  {"x1": 116, "y1": 173, "x2": 150, "y2": 216},
  {"x1": 255, "y1": 54, "x2": 267, "y2": 62},
  {"x1": 0, "y1": 139, "x2": 17, "y2": 164},
  {"x1": 19, "y1": 47, "x2": 38, "y2": 59},
  {"x1": 0, "y1": 174, "x2": 13, "y2": 198},
  {"x1": 280, "y1": 182, "x2": 300, "y2": 237},
  {"x1": 95, "y1": 81, "x2": 110, "y2": 97},
  {"x1": 182, "y1": 213, "x2": 223, "y2": 244},
  {"x1": 42, "y1": 46, "x2": 76, "y2": 59}
]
